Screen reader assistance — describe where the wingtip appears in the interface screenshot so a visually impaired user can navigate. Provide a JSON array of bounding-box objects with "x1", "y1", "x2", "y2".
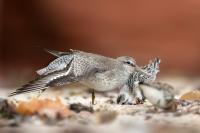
[
  {"x1": 8, "y1": 88, "x2": 46, "y2": 97},
  {"x1": 8, "y1": 91, "x2": 17, "y2": 97},
  {"x1": 44, "y1": 49, "x2": 61, "y2": 57},
  {"x1": 8, "y1": 89, "x2": 23, "y2": 97},
  {"x1": 45, "y1": 48, "x2": 73, "y2": 57}
]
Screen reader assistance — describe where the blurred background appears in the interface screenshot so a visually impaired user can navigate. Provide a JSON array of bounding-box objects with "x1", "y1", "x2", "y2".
[{"x1": 1, "y1": 0, "x2": 200, "y2": 87}]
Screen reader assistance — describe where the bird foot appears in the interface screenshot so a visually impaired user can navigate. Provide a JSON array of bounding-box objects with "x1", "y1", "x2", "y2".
[
  {"x1": 132, "y1": 97, "x2": 145, "y2": 105},
  {"x1": 117, "y1": 94, "x2": 145, "y2": 105},
  {"x1": 116, "y1": 93, "x2": 133, "y2": 105}
]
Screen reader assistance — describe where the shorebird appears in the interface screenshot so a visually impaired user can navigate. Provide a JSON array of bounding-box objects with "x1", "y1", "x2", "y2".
[
  {"x1": 9, "y1": 49, "x2": 140, "y2": 104},
  {"x1": 117, "y1": 58, "x2": 161, "y2": 104}
]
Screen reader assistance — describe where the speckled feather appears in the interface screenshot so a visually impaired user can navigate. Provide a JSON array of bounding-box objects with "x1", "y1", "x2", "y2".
[
  {"x1": 9, "y1": 50, "x2": 136, "y2": 96},
  {"x1": 127, "y1": 58, "x2": 161, "y2": 92}
]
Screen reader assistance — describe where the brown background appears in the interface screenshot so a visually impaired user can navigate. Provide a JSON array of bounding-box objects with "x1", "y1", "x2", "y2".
[{"x1": 1, "y1": 0, "x2": 200, "y2": 87}]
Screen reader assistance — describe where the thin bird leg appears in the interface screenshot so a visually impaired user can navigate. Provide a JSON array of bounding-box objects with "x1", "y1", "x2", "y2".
[{"x1": 91, "y1": 89, "x2": 96, "y2": 105}]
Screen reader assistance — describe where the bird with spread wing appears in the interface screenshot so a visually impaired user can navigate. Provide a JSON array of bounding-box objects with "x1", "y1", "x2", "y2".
[{"x1": 9, "y1": 49, "x2": 160, "y2": 105}]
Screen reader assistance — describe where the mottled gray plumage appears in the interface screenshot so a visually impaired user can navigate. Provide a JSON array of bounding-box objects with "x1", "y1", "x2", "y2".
[
  {"x1": 9, "y1": 49, "x2": 137, "y2": 96},
  {"x1": 127, "y1": 58, "x2": 161, "y2": 91},
  {"x1": 117, "y1": 58, "x2": 161, "y2": 104}
]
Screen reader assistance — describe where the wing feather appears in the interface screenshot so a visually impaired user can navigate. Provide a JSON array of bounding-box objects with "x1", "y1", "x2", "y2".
[
  {"x1": 36, "y1": 54, "x2": 74, "y2": 76},
  {"x1": 45, "y1": 49, "x2": 72, "y2": 57},
  {"x1": 9, "y1": 59, "x2": 74, "y2": 96}
]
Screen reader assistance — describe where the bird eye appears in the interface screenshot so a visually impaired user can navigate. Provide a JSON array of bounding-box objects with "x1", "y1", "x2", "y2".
[
  {"x1": 127, "y1": 61, "x2": 131, "y2": 64},
  {"x1": 125, "y1": 61, "x2": 135, "y2": 67}
]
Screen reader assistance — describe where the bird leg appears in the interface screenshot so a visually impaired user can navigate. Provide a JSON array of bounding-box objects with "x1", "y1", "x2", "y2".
[{"x1": 91, "y1": 89, "x2": 96, "y2": 105}]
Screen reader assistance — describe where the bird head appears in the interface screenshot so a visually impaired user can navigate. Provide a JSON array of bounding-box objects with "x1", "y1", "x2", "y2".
[{"x1": 116, "y1": 56, "x2": 137, "y2": 73}]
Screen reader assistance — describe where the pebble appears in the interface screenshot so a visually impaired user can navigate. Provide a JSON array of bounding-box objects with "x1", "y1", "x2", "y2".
[{"x1": 70, "y1": 103, "x2": 94, "y2": 113}]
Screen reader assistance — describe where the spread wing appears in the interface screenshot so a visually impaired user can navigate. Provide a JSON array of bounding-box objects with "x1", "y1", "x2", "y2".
[
  {"x1": 37, "y1": 49, "x2": 82, "y2": 76},
  {"x1": 37, "y1": 53, "x2": 74, "y2": 76},
  {"x1": 9, "y1": 49, "x2": 115, "y2": 96},
  {"x1": 9, "y1": 59, "x2": 77, "y2": 96}
]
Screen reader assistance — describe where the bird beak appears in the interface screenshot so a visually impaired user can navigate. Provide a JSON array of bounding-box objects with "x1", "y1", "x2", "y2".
[
  {"x1": 135, "y1": 65, "x2": 142, "y2": 71},
  {"x1": 134, "y1": 65, "x2": 151, "y2": 76}
]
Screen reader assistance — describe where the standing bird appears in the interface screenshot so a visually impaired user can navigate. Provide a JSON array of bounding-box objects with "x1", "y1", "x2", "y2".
[{"x1": 9, "y1": 49, "x2": 139, "y2": 104}]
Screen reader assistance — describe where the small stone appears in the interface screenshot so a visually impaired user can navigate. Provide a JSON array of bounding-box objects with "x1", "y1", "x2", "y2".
[
  {"x1": 0, "y1": 98, "x2": 15, "y2": 119},
  {"x1": 180, "y1": 90, "x2": 200, "y2": 100},
  {"x1": 70, "y1": 103, "x2": 94, "y2": 113},
  {"x1": 177, "y1": 100, "x2": 191, "y2": 106}
]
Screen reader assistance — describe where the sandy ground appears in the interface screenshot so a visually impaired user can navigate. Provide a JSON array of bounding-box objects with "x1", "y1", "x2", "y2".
[{"x1": 0, "y1": 75, "x2": 200, "y2": 133}]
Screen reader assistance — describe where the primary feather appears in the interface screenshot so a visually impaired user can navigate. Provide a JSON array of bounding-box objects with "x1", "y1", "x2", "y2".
[
  {"x1": 9, "y1": 58, "x2": 74, "y2": 96},
  {"x1": 45, "y1": 49, "x2": 71, "y2": 57}
]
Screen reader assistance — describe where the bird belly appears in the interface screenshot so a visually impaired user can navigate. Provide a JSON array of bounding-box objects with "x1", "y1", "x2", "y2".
[
  {"x1": 81, "y1": 73, "x2": 127, "y2": 92},
  {"x1": 81, "y1": 79, "x2": 120, "y2": 91}
]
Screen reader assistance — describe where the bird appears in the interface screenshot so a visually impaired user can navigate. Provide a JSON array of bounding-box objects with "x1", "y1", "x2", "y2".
[
  {"x1": 9, "y1": 49, "x2": 140, "y2": 104},
  {"x1": 139, "y1": 82, "x2": 175, "y2": 109},
  {"x1": 117, "y1": 58, "x2": 161, "y2": 104},
  {"x1": 127, "y1": 57, "x2": 161, "y2": 90}
]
